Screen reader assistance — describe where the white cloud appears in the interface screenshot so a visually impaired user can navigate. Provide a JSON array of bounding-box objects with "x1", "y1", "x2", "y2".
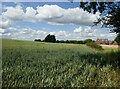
[
  {"x1": 0, "y1": 15, "x2": 11, "y2": 29},
  {"x1": 56, "y1": 31, "x2": 69, "y2": 37},
  {"x1": 1, "y1": 26, "x2": 117, "y2": 41},
  {"x1": 36, "y1": 5, "x2": 64, "y2": 20},
  {"x1": 0, "y1": 28, "x2": 5, "y2": 33},
  {"x1": 74, "y1": 26, "x2": 82, "y2": 33},
  {"x1": 98, "y1": 33, "x2": 116, "y2": 40},
  {"x1": 73, "y1": 26, "x2": 117, "y2": 40},
  {"x1": 3, "y1": 5, "x2": 25, "y2": 21},
  {"x1": 1, "y1": 26, "x2": 71, "y2": 41},
  {"x1": 73, "y1": 26, "x2": 96, "y2": 36},
  {"x1": 1, "y1": 26, "x2": 70, "y2": 40},
  {"x1": 0, "y1": 19, "x2": 12, "y2": 29},
  {"x1": 84, "y1": 26, "x2": 94, "y2": 33},
  {"x1": 25, "y1": 7, "x2": 37, "y2": 22},
  {"x1": 0, "y1": 4, "x2": 116, "y2": 41},
  {"x1": 49, "y1": 30, "x2": 71, "y2": 40},
  {"x1": 36, "y1": 5, "x2": 99, "y2": 25},
  {"x1": 2, "y1": 27, "x2": 48, "y2": 40},
  {"x1": 1, "y1": 4, "x2": 100, "y2": 26}
]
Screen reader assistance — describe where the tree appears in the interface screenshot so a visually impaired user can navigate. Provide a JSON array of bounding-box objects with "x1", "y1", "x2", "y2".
[
  {"x1": 84, "y1": 39, "x2": 94, "y2": 44},
  {"x1": 43, "y1": 34, "x2": 56, "y2": 43},
  {"x1": 115, "y1": 33, "x2": 120, "y2": 45},
  {"x1": 34, "y1": 39, "x2": 41, "y2": 42},
  {"x1": 80, "y1": 2, "x2": 113, "y2": 14},
  {"x1": 77, "y1": 41, "x2": 85, "y2": 44},
  {"x1": 79, "y1": 1, "x2": 120, "y2": 45},
  {"x1": 66, "y1": 40, "x2": 70, "y2": 43},
  {"x1": 80, "y1": 2, "x2": 120, "y2": 33}
]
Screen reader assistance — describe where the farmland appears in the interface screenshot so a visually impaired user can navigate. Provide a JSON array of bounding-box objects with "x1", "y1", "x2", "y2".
[{"x1": 2, "y1": 39, "x2": 120, "y2": 87}]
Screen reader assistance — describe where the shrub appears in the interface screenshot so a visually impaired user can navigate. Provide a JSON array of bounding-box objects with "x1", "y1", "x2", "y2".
[
  {"x1": 86, "y1": 42, "x2": 103, "y2": 50},
  {"x1": 84, "y1": 39, "x2": 94, "y2": 44}
]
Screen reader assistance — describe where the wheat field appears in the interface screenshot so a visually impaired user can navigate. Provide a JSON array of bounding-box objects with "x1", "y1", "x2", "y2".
[{"x1": 2, "y1": 39, "x2": 120, "y2": 87}]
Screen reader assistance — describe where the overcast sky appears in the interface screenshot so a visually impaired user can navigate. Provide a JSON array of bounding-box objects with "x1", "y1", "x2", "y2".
[{"x1": 0, "y1": 2, "x2": 117, "y2": 41}]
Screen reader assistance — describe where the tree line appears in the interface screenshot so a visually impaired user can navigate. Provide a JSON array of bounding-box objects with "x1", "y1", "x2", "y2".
[
  {"x1": 34, "y1": 34, "x2": 94, "y2": 44},
  {"x1": 34, "y1": 34, "x2": 104, "y2": 50}
]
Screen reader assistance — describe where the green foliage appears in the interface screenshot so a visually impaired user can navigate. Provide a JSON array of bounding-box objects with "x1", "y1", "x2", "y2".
[
  {"x1": 2, "y1": 39, "x2": 120, "y2": 87},
  {"x1": 84, "y1": 39, "x2": 94, "y2": 44},
  {"x1": 115, "y1": 33, "x2": 120, "y2": 45},
  {"x1": 80, "y1": 2, "x2": 120, "y2": 33},
  {"x1": 43, "y1": 34, "x2": 56, "y2": 43},
  {"x1": 80, "y1": 2, "x2": 113, "y2": 14},
  {"x1": 36, "y1": 39, "x2": 94, "y2": 45},
  {"x1": 56, "y1": 40, "x2": 85, "y2": 44},
  {"x1": 86, "y1": 42, "x2": 103, "y2": 50},
  {"x1": 34, "y1": 39, "x2": 41, "y2": 42}
]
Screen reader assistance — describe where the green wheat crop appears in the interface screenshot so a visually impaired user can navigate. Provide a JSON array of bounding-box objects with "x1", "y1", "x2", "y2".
[{"x1": 2, "y1": 39, "x2": 120, "y2": 87}]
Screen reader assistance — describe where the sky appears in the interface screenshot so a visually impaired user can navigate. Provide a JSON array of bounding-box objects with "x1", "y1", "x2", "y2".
[{"x1": 0, "y1": 2, "x2": 117, "y2": 41}]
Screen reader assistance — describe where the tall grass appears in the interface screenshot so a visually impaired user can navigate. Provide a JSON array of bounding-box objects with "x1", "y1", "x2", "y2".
[{"x1": 2, "y1": 39, "x2": 120, "y2": 87}]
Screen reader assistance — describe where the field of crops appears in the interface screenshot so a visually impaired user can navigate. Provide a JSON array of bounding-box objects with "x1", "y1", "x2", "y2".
[{"x1": 2, "y1": 39, "x2": 120, "y2": 87}]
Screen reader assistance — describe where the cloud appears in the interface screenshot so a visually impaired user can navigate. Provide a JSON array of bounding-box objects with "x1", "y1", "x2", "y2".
[
  {"x1": 73, "y1": 26, "x2": 117, "y2": 40},
  {"x1": 73, "y1": 26, "x2": 97, "y2": 37},
  {"x1": 49, "y1": 30, "x2": 71, "y2": 40},
  {"x1": 56, "y1": 31, "x2": 70, "y2": 37},
  {"x1": 74, "y1": 26, "x2": 82, "y2": 33},
  {"x1": 1, "y1": 26, "x2": 71, "y2": 41},
  {"x1": 1, "y1": 26, "x2": 117, "y2": 41},
  {"x1": 36, "y1": 5, "x2": 99, "y2": 25},
  {"x1": 0, "y1": 19, "x2": 12, "y2": 29},
  {"x1": 25, "y1": 7, "x2": 38, "y2": 22},
  {"x1": 2, "y1": 27, "x2": 47, "y2": 40},
  {"x1": 99, "y1": 33, "x2": 116, "y2": 40},
  {"x1": 0, "y1": 28, "x2": 5, "y2": 33},
  {"x1": 1, "y1": 26, "x2": 72, "y2": 40},
  {"x1": 3, "y1": 5, "x2": 25, "y2": 21},
  {"x1": 0, "y1": 3, "x2": 116, "y2": 41},
  {"x1": 36, "y1": 5, "x2": 64, "y2": 20},
  {"x1": 1, "y1": 4, "x2": 100, "y2": 26}
]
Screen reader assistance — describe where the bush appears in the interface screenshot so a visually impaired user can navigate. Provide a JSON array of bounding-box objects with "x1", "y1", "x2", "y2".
[
  {"x1": 84, "y1": 39, "x2": 94, "y2": 44},
  {"x1": 86, "y1": 42, "x2": 103, "y2": 50}
]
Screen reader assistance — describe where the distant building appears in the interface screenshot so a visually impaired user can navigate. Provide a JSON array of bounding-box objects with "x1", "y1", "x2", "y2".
[{"x1": 96, "y1": 38, "x2": 117, "y2": 45}]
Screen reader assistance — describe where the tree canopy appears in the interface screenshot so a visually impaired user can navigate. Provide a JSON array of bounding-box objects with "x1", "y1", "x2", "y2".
[
  {"x1": 79, "y1": 1, "x2": 120, "y2": 46},
  {"x1": 79, "y1": 1, "x2": 120, "y2": 34},
  {"x1": 115, "y1": 33, "x2": 120, "y2": 45},
  {"x1": 44, "y1": 34, "x2": 56, "y2": 43}
]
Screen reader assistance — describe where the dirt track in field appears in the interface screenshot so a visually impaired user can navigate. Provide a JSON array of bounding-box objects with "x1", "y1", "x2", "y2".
[{"x1": 100, "y1": 45, "x2": 119, "y2": 48}]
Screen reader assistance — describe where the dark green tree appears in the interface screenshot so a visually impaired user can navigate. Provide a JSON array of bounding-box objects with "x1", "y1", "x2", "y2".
[
  {"x1": 44, "y1": 34, "x2": 56, "y2": 43},
  {"x1": 84, "y1": 39, "x2": 94, "y2": 44},
  {"x1": 115, "y1": 33, "x2": 120, "y2": 45},
  {"x1": 34, "y1": 39, "x2": 41, "y2": 42},
  {"x1": 79, "y1": 1, "x2": 120, "y2": 45}
]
